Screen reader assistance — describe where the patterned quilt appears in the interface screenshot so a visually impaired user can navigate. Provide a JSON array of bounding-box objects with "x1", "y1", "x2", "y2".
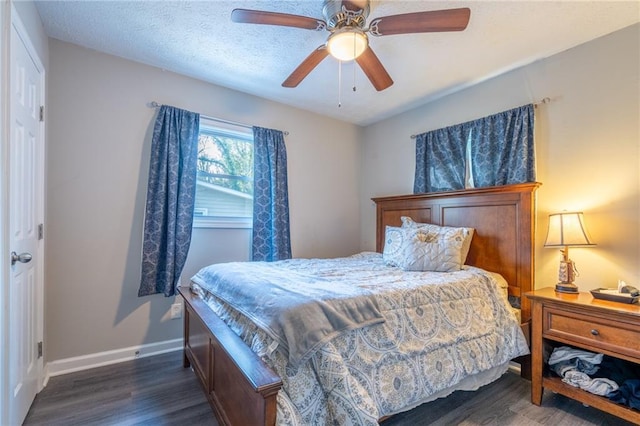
[
  {"x1": 191, "y1": 252, "x2": 529, "y2": 425},
  {"x1": 192, "y1": 260, "x2": 385, "y2": 367}
]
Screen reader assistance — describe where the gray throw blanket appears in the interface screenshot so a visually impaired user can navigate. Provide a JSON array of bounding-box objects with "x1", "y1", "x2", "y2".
[{"x1": 191, "y1": 261, "x2": 385, "y2": 367}]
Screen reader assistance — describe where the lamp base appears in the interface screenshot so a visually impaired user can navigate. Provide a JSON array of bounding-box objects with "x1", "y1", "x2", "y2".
[{"x1": 555, "y1": 282, "x2": 579, "y2": 293}]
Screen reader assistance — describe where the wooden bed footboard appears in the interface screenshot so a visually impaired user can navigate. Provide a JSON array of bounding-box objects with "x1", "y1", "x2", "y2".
[{"x1": 178, "y1": 286, "x2": 282, "y2": 426}]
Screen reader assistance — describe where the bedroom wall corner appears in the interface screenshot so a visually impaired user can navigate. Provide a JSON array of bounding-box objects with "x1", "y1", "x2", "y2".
[
  {"x1": 12, "y1": 0, "x2": 48, "y2": 63},
  {"x1": 359, "y1": 23, "x2": 640, "y2": 293},
  {"x1": 45, "y1": 39, "x2": 362, "y2": 364}
]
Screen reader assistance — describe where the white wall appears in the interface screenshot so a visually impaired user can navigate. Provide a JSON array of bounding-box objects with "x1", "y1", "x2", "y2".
[
  {"x1": 12, "y1": 0, "x2": 47, "y2": 62},
  {"x1": 45, "y1": 39, "x2": 362, "y2": 362},
  {"x1": 360, "y1": 24, "x2": 640, "y2": 292}
]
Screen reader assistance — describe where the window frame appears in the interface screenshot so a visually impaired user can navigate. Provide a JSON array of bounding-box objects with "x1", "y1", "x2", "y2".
[{"x1": 192, "y1": 118, "x2": 254, "y2": 229}]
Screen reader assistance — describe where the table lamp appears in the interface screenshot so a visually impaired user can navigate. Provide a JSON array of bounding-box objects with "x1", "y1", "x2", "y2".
[{"x1": 544, "y1": 212, "x2": 596, "y2": 293}]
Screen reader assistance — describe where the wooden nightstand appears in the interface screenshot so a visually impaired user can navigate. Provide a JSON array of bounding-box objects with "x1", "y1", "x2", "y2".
[{"x1": 526, "y1": 287, "x2": 640, "y2": 423}]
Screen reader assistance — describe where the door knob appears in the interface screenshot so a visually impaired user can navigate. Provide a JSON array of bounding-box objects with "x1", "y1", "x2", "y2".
[{"x1": 10, "y1": 251, "x2": 32, "y2": 266}]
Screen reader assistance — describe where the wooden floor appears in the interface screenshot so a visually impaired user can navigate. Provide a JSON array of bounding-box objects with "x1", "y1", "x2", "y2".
[{"x1": 24, "y1": 350, "x2": 634, "y2": 426}]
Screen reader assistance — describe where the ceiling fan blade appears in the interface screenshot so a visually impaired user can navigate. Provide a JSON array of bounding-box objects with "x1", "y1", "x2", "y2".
[
  {"x1": 369, "y1": 8, "x2": 470, "y2": 36},
  {"x1": 282, "y1": 45, "x2": 330, "y2": 88},
  {"x1": 355, "y1": 46, "x2": 393, "y2": 91},
  {"x1": 231, "y1": 9, "x2": 326, "y2": 31}
]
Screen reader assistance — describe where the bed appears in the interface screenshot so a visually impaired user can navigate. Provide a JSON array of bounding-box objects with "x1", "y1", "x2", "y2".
[{"x1": 178, "y1": 182, "x2": 540, "y2": 425}]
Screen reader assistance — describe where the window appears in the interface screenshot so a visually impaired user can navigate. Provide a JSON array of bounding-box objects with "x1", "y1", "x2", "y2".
[{"x1": 193, "y1": 119, "x2": 253, "y2": 228}]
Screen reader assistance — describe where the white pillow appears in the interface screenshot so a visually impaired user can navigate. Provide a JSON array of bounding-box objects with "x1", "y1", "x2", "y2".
[
  {"x1": 382, "y1": 226, "x2": 405, "y2": 266},
  {"x1": 398, "y1": 227, "x2": 465, "y2": 272},
  {"x1": 401, "y1": 216, "x2": 474, "y2": 265}
]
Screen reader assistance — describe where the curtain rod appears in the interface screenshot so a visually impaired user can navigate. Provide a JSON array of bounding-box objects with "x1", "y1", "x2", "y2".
[
  {"x1": 409, "y1": 97, "x2": 551, "y2": 139},
  {"x1": 148, "y1": 101, "x2": 289, "y2": 136}
]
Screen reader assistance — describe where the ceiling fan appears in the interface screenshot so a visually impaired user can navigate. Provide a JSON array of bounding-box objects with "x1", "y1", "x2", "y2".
[{"x1": 231, "y1": 0, "x2": 471, "y2": 92}]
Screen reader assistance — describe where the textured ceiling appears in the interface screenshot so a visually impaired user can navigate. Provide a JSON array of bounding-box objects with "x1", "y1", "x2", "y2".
[{"x1": 35, "y1": 1, "x2": 639, "y2": 126}]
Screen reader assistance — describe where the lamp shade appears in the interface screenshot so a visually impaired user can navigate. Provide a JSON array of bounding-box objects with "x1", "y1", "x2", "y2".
[
  {"x1": 327, "y1": 28, "x2": 367, "y2": 61},
  {"x1": 544, "y1": 212, "x2": 596, "y2": 247}
]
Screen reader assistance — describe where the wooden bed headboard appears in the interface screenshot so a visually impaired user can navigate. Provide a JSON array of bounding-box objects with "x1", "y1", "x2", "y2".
[{"x1": 372, "y1": 182, "x2": 540, "y2": 323}]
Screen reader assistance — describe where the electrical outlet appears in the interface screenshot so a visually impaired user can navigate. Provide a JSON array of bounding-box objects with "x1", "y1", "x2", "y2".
[{"x1": 170, "y1": 303, "x2": 182, "y2": 319}]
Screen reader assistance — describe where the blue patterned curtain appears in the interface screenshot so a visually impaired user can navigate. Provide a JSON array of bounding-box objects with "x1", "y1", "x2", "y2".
[
  {"x1": 413, "y1": 125, "x2": 467, "y2": 193},
  {"x1": 252, "y1": 126, "x2": 291, "y2": 261},
  {"x1": 414, "y1": 104, "x2": 535, "y2": 193},
  {"x1": 138, "y1": 105, "x2": 200, "y2": 297},
  {"x1": 469, "y1": 104, "x2": 535, "y2": 186}
]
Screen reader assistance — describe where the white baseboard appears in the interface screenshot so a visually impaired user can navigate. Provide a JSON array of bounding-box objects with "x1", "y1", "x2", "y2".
[{"x1": 43, "y1": 338, "x2": 183, "y2": 387}]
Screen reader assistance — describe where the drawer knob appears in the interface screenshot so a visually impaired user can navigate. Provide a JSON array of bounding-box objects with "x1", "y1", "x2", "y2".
[{"x1": 591, "y1": 329, "x2": 599, "y2": 336}]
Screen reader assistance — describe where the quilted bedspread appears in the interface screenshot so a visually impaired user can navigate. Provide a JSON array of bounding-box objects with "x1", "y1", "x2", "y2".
[
  {"x1": 191, "y1": 252, "x2": 529, "y2": 425},
  {"x1": 192, "y1": 261, "x2": 385, "y2": 367}
]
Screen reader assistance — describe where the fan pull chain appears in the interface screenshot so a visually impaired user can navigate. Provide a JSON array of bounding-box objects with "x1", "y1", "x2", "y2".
[
  {"x1": 338, "y1": 60, "x2": 342, "y2": 108},
  {"x1": 352, "y1": 34, "x2": 357, "y2": 92},
  {"x1": 353, "y1": 61, "x2": 357, "y2": 92}
]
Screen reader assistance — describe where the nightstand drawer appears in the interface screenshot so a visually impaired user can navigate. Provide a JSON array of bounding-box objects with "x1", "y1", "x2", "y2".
[{"x1": 544, "y1": 306, "x2": 640, "y2": 359}]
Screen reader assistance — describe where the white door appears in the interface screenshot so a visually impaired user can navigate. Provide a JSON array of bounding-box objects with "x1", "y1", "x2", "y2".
[{"x1": 7, "y1": 14, "x2": 44, "y2": 426}]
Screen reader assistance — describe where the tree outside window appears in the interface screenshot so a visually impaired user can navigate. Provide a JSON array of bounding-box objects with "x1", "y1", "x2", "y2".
[{"x1": 194, "y1": 122, "x2": 253, "y2": 228}]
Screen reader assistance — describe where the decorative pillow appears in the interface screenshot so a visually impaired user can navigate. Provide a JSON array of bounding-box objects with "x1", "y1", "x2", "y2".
[
  {"x1": 382, "y1": 226, "x2": 405, "y2": 266},
  {"x1": 398, "y1": 227, "x2": 465, "y2": 272},
  {"x1": 401, "y1": 216, "x2": 474, "y2": 265}
]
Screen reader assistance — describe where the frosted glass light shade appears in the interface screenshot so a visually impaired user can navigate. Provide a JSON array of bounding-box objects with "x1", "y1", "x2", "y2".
[{"x1": 327, "y1": 29, "x2": 367, "y2": 61}]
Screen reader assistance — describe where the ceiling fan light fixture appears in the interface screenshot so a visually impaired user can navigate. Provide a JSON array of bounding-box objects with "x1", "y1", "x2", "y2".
[
  {"x1": 327, "y1": 28, "x2": 367, "y2": 61},
  {"x1": 233, "y1": 2, "x2": 471, "y2": 91}
]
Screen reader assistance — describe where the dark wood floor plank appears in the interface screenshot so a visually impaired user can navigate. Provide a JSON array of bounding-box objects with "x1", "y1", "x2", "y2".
[
  {"x1": 24, "y1": 351, "x2": 636, "y2": 425},
  {"x1": 24, "y1": 351, "x2": 217, "y2": 426}
]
